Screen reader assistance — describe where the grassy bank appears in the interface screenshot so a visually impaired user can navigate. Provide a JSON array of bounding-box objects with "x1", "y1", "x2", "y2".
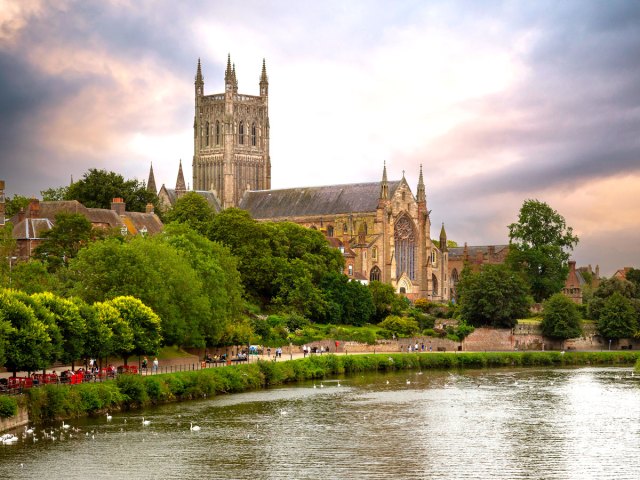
[{"x1": 21, "y1": 351, "x2": 640, "y2": 425}]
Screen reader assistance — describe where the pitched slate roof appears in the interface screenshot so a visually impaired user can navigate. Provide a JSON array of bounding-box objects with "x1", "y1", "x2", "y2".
[
  {"x1": 448, "y1": 245, "x2": 509, "y2": 260},
  {"x1": 161, "y1": 188, "x2": 222, "y2": 212},
  {"x1": 239, "y1": 180, "x2": 401, "y2": 219},
  {"x1": 12, "y1": 218, "x2": 54, "y2": 239}
]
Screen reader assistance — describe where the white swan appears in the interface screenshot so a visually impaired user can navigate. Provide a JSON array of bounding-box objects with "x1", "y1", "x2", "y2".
[
  {"x1": 190, "y1": 422, "x2": 201, "y2": 431},
  {"x1": 142, "y1": 417, "x2": 150, "y2": 426},
  {"x1": 106, "y1": 413, "x2": 112, "y2": 421},
  {"x1": 62, "y1": 421, "x2": 70, "y2": 429}
]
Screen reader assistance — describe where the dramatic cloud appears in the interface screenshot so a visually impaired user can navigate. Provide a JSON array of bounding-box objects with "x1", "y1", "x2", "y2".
[{"x1": 0, "y1": 0, "x2": 638, "y2": 275}]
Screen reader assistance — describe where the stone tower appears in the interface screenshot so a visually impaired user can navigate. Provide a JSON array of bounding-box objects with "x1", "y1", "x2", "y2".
[{"x1": 193, "y1": 55, "x2": 271, "y2": 208}]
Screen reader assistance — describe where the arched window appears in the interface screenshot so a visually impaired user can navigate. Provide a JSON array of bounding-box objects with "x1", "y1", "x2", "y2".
[
  {"x1": 215, "y1": 121, "x2": 221, "y2": 145},
  {"x1": 370, "y1": 266, "x2": 381, "y2": 282},
  {"x1": 432, "y1": 274, "x2": 439, "y2": 297},
  {"x1": 251, "y1": 123, "x2": 257, "y2": 146},
  {"x1": 327, "y1": 226, "x2": 334, "y2": 237},
  {"x1": 343, "y1": 223, "x2": 348, "y2": 234},
  {"x1": 372, "y1": 246, "x2": 378, "y2": 260},
  {"x1": 238, "y1": 122, "x2": 244, "y2": 145},
  {"x1": 394, "y1": 215, "x2": 416, "y2": 280},
  {"x1": 451, "y1": 268, "x2": 459, "y2": 285},
  {"x1": 205, "y1": 121, "x2": 210, "y2": 146}
]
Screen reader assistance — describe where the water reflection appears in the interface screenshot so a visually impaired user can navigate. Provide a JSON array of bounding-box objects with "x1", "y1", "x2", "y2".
[{"x1": 1, "y1": 367, "x2": 639, "y2": 479}]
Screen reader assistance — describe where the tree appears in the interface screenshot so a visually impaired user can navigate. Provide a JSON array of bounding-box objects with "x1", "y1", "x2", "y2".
[
  {"x1": 368, "y1": 281, "x2": 405, "y2": 323},
  {"x1": 541, "y1": 293, "x2": 582, "y2": 340},
  {"x1": 164, "y1": 192, "x2": 216, "y2": 237},
  {"x1": 320, "y1": 272, "x2": 375, "y2": 325},
  {"x1": 10, "y1": 260, "x2": 59, "y2": 293},
  {"x1": 106, "y1": 296, "x2": 161, "y2": 363},
  {"x1": 598, "y1": 292, "x2": 638, "y2": 340},
  {"x1": 0, "y1": 290, "x2": 51, "y2": 375},
  {"x1": 378, "y1": 315, "x2": 419, "y2": 337},
  {"x1": 507, "y1": 199, "x2": 579, "y2": 302},
  {"x1": 92, "y1": 301, "x2": 134, "y2": 366},
  {"x1": 626, "y1": 268, "x2": 640, "y2": 293},
  {"x1": 588, "y1": 277, "x2": 640, "y2": 321},
  {"x1": 32, "y1": 292, "x2": 86, "y2": 368},
  {"x1": 0, "y1": 222, "x2": 17, "y2": 286},
  {"x1": 4, "y1": 194, "x2": 30, "y2": 217},
  {"x1": 457, "y1": 264, "x2": 531, "y2": 328},
  {"x1": 65, "y1": 168, "x2": 160, "y2": 213},
  {"x1": 41, "y1": 186, "x2": 68, "y2": 201},
  {"x1": 33, "y1": 213, "x2": 94, "y2": 270}
]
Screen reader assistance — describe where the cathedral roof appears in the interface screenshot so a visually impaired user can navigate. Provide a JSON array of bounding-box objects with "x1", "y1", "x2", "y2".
[
  {"x1": 161, "y1": 188, "x2": 222, "y2": 212},
  {"x1": 239, "y1": 180, "x2": 402, "y2": 219}
]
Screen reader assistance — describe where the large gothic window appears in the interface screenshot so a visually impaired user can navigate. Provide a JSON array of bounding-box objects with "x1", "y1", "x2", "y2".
[
  {"x1": 251, "y1": 123, "x2": 257, "y2": 146},
  {"x1": 370, "y1": 266, "x2": 381, "y2": 282},
  {"x1": 239, "y1": 122, "x2": 245, "y2": 145},
  {"x1": 215, "y1": 121, "x2": 221, "y2": 145},
  {"x1": 394, "y1": 215, "x2": 416, "y2": 280},
  {"x1": 432, "y1": 274, "x2": 439, "y2": 297}
]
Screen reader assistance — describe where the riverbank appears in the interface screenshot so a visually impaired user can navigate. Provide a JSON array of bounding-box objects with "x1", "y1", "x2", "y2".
[{"x1": 3, "y1": 350, "x2": 639, "y2": 431}]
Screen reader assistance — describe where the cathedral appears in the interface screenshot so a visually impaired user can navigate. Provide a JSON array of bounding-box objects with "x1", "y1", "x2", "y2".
[{"x1": 157, "y1": 56, "x2": 450, "y2": 301}]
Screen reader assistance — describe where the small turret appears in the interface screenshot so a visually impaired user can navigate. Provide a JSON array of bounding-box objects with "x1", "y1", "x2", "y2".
[
  {"x1": 176, "y1": 159, "x2": 187, "y2": 193},
  {"x1": 232, "y1": 63, "x2": 238, "y2": 93},
  {"x1": 417, "y1": 164, "x2": 425, "y2": 203},
  {"x1": 380, "y1": 161, "x2": 389, "y2": 200},
  {"x1": 439, "y1": 223, "x2": 448, "y2": 252},
  {"x1": 260, "y1": 58, "x2": 268, "y2": 97},
  {"x1": 147, "y1": 162, "x2": 157, "y2": 194},
  {"x1": 195, "y1": 58, "x2": 204, "y2": 97},
  {"x1": 224, "y1": 54, "x2": 234, "y2": 92}
]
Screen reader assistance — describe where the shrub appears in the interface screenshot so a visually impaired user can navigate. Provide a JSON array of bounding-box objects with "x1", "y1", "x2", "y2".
[
  {"x1": 116, "y1": 374, "x2": 149, "y2": 406},
  {"x1": 0, "y1": 395, "x2": 18, "y2": 418},
  {"x1": 378, "y1": 315, "x2": 419, "y2": 337}
]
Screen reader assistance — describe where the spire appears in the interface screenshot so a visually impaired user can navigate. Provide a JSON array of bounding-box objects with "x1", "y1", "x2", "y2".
[
  {"x1": 380, "y1": 161, "x2": 389, "y2": 200},
  {"x1": 147, "y1": 162, "x2": 157, "y2": 194},
  {"x1": 260, "y1": 58, "x2": 269, "y2": 96},
  {"x1": 70, "y1": 175, "x2": 74, "y2": 186},
  {"x1": 232, "y1": 63, "x2": 238, "y2": 91},
  {"x1": 176, "y1": 159, "x2": 186, "y2": 193},
  {"x1": 439, "y1": 223, "x2": 448, "y2": 252},
  {"x1": 224, "y1": 54, "x2": 233, "y2": 83},
  {"x1": 195, "y1": 58, "x2": 203, "y2": 84},
  {"x1": 417, "y1": 164, "x2": 425, "y2": 203}
]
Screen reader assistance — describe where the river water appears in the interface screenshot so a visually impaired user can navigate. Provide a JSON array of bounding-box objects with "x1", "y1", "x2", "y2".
[{"x1": 1, "y1": 367, "x2": 639, "y2": 479}]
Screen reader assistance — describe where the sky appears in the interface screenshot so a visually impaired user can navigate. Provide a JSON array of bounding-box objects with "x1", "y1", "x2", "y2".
[{"x1": 1, "y1": 0, "x2": 639, "y2": 276}]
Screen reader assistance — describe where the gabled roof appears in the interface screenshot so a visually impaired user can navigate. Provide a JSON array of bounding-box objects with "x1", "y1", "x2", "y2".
[
  {"x1": 122, "y1": 211, "x2": 164, "y2": 235},
  {"x1": 12, "y1": 218, "x2": 54, "y2": 239},
  {"x1": 448, "y1": 245, "x2": 509, "y2": 260},
  {"x1": 86, "y1": 208, "x2": 123, "y2": 227},
  {"x1": 160, "y1": 188, "x2": 222, "y2": 212},
  {"x1": 239, "y1": 180, "x2": 402, "y2": 219}
]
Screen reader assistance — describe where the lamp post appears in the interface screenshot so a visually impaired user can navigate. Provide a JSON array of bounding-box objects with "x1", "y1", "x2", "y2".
[{"x1": 7, "y1": 256, "x2": 17, "y2": 286}]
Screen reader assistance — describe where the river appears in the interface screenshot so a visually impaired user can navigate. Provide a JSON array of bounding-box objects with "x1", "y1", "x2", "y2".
[{"x1": 1, "y1": 367, "x2": 639, "y2": 479}]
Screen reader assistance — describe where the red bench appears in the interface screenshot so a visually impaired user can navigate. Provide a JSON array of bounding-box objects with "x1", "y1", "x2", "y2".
[{"x1": 7, "y1": 377, "x2": 34, "y2": 390}]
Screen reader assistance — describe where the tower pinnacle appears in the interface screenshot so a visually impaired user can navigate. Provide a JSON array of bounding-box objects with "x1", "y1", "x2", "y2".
[
  {"x1": 147, "y1": 162, "x2": 157, "y2": 194},
  {"x1": 417, "y1": 164, "x2": 426, "y2": 203},
  {"x1": 380, "y1": 161, "x2": 389, "y2": 200}
]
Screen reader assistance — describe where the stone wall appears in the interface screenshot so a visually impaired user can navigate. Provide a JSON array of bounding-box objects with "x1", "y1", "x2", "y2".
[{"x1": 0, "y1": 403, "x2": 29, "y2": 433}]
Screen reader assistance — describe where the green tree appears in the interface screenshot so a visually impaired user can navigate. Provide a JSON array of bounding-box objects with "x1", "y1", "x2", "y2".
[
  {"x1": 10, "y1": 260, "x2": 59, "y2": 293},
  {"x1": 0, "y1": 290, "x2": 51, "y2": 375},
  {"x1": 457, "y1": 264, "x2": 531, "y2": 328},
  {"x1": 93, "y1": 300, "x2": 134, "y2": 366},
  {"x1": 164, "y1": 192, "x2": 216, "y2": 237},
  {"x1": 160, "y1": 224, "x2": 243, "y2": 344},
  {"x1": 507, "y1": 199, "x2": 579, "y2": 302},
  {"x1": 4, "y1": 194, "x2": 30, "y2": 217},
  {"x1": 588, "y1": 277, "x2": 640, "y2": 322},
  {"x1": 626, "y1": 268, "x2": 640, "y2": 294},
  {"x1": 65, "y1": 237, "x2": 209, "y2": 347},
  {"x1": 320, "y1": 272, "x2": 375, "y2": 325},
  {"x1": 33, "y1": 213, "x2": 94, "y2": 270},
  {"x1": 106, "y1": 296, "x2": 161, "y2": 363},
  {"x1": 378, "y1": 315, "x2": 419, "y2": 337},
  {"x1": 65, "y1": 168, "x2": 160, "y2": 213},
  {"x1": 32, "y1": 292, "x2": 86, "y2": 368},
  {"x1": 541, "y1": 293, "x2": 582, "y2": 340},
  {"x1": 0, "y1": 222, "x2": 17, "y2": 286},
  {"x1": 598, "y1": 292, "x2": 638, "y2": 340},
  {"x1": 368, "y1": 281, "x2": 406, "y2": 323},
  {"x1": 41, "y1": 186, "x2": 68, "y2": 201}
]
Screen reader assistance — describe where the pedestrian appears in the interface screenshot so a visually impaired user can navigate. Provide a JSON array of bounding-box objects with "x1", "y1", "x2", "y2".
[
  {"x1": 267, "y1": 347, "x2": 271, "y2": 357},
  {"x1": 142, "y1": 356, "x2": 148, "y2": 371},
  {"x1": 303, "y1": 345, "x2": 308, "y2": 358},
  {"x1": 152, "y1": 357, "x2": 159, "y2": 372},
  {"x1": 335, "y1": 340, "x2": 339, "y2": 352}
]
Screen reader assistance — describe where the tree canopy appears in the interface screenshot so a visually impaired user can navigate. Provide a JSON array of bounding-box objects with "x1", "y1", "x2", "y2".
[
  {"x1": 507, "y1": 199, "x2": 579, "y2": 302},
  {"x1": 33, "y1": 213, "x2": 94, "y2": 270},
  {"x1": 457, "y1": 264, "x2": 531, "y2": 328},
  {"x1": 164, "y1": 192, "x2": 216, "y2": 237},
  {"x1": 540, "y1": 293, "x2": 582, "y2": 340},
  {"x1": 65, "y1": 168, "x2": 160, "y2": 214},
  {"x1": 597, "y1": 292, "x2": 638, "y2": 340}
]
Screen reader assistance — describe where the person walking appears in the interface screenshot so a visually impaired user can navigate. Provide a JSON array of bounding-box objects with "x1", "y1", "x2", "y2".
[{"x1": 152, "y1": 357, "x2": 159, "y2": 373}]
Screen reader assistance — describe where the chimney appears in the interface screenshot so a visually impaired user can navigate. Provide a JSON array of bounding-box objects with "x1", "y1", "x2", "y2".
[
  {"x1": 145, "y1": 203, "x2": 154, "y2": 214},
  {"x1": 18, "y1": 207, "x2": 25, "y2": 223},
  {"x1": 29, "y1": 198, "x2": 40, "y2": 218},
  {"x1": 111, "y1": 197, "x2": 126, "y2": 215}
]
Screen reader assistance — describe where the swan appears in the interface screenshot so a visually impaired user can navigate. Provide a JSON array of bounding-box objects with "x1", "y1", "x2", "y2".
[
  {"x1": 406, "y1": 379, "x2": 411, "y2": 385},
  {"x1": 190, "y1": 422, "x2": 201, "y2": 431},
  {"x1": 337, "y1": 381, "x2": 341, "y2": 387},
  {"x1": 320, "y1": 383, "x2": 324, "y2": 388},
  {"x1": 24, "y1": 426, "x2": 34, "y2": 435},
  {"x1": 106, "y1": 413, "x2": 112, "y2": 421},
  {"x1": 142, "y1": 417, "x2": 150, "y2": 426},
  {"x1": 62, "y1": 421, "x2": 70, "y2": 429}
]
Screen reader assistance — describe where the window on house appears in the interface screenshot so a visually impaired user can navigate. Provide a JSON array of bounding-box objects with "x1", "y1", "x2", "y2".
[
  {"x1": 348, "y1": 264, "x2": 353, "y2": 276},
  {"x1": 370, "y1": 266, "x2": 381, "y2": 282},
  {"x1": 327, "y1": 225, "x2": 334, "y2": 237},
  {"x1": 372, "y1": 246, "x2": 378, "y2": 260}
]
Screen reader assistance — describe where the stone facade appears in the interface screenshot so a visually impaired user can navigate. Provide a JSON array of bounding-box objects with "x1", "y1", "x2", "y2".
[
  {"x1": 447, "y1": 243, "x2": 509, "y2": 299},
  {"x1": 192, "y1": 56, "x2": 271, "y2": 209}
]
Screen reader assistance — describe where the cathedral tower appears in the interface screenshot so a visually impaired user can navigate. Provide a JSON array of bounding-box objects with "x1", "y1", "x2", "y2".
[{"x1": 192, "y1": 55, "x2": 271, "y2": 208}]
